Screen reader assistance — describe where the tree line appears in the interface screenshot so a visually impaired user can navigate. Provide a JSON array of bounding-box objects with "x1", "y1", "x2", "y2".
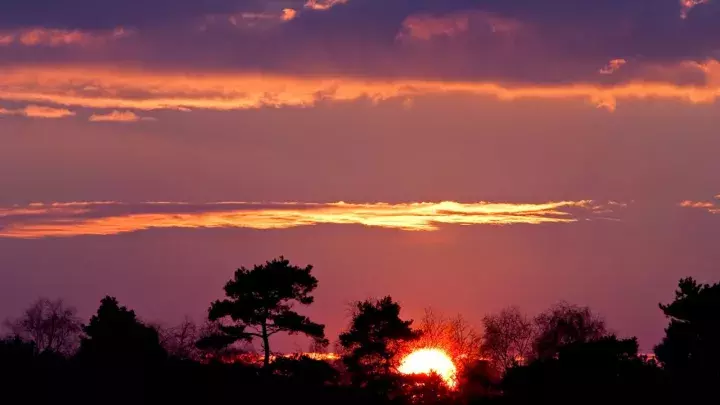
[{"x1": 2, "y1": 257, "x2": 719, "y2": 405}]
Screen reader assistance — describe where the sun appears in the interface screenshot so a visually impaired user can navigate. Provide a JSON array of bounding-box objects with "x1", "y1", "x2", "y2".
[{"x1": 398, "y1": 348, "x2": 458, "y2": 388}]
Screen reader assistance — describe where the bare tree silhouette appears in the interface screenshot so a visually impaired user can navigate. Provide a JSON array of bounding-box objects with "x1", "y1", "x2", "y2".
[{"x1": 4, "y1": 298, "x2": 82, "y2": 356}]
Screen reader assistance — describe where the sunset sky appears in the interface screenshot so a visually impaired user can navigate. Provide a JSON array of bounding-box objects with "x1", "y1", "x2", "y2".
[{"x1": 2, "y1": 0, "x2": 720, "y2": 351}]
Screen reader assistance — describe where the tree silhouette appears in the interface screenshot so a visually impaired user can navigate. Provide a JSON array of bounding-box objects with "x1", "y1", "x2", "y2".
[
  {"x1": 207, "y1": 257, "x2": 328, "y2": 367},
  {"x1": 3, "y1": 298, "x2": 82, "y2": 356},
  {"x1": 416, "y1": 309, "x2": 482, "y2": 372},
  {"x1": 0, "y1": 335, "x2": 36, "y2": 367},
  {"x1": 534, "y1": 301, "x2": 606, "y2": 359},
  {"x1": 271, "y1": 354, "x2": 340, "y2": 386},
  {"x1": 655, "y1": 277, "x2": 720, "y2": 394},
  {"x1": 156, "y1": 316, "x2": 201, "y2": 360},
  {"x1": 339, "y1": 296, "x2": 420, "y2": 396},
  {"x1": 456, "y1": 359, "x2": 501, "y2": 401},
  {"x1": 503, "y1": 335, "x2": 662, "y2": 403},
  {"x1": 481, "y1": 307, "x2": 536, "y2": 372},
  {"x1": 77, "y1": 296, "x2": 166, "y2": 366},
  {"x1": 401, "y1": 372, "x2": 453, "y2": 405}
]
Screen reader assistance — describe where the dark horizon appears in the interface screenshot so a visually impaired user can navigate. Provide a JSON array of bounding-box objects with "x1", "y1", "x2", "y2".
[{"x1": 3, "y1": 0, "x2": 720, "y2": 361}]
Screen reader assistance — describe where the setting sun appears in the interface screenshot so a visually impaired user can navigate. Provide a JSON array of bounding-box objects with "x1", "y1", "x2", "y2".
[{"x1": 398, "y1": 348, "x2": 458, "y2": 388}]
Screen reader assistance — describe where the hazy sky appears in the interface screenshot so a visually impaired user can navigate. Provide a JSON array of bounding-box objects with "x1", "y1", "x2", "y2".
[{"x1": 2, "y1": 0, "x2": 720, "y2": 352}]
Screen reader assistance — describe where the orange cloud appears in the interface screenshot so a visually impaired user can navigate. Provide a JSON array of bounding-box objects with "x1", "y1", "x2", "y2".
[
  {"x1": 23, "y1": 104, "x2": 76, "y2": 118},
  {"x1": 1, "y1": 64, "x2": 720, "y2": 113},
  {"x1": 679, "y1": 196, "x2": 720, "y2": 213},
  {"x1": 397, "y1": 11, "x2": 522, "y2": 42},
  {"x1": 599, "y1": 59, "x2": 627, "y2": 75},
  {"x1": 397, "y1": 14, "x2": 470, "y2": 41},
  {"x1": 0, "y1": 104, "x2": 75, "y2": 119},
  {"x1": 680, "y1": 0, "x2": 710, "y2": 19},
  {"x1": 0, "y1": 27, "x2": 131, "y2": 47},
  {"x1": 88, "y1": 110, "x2": 155, "y2": 122},
  {"x1": 0, "y1": 200, "x2": 619, "y2": 238},
  {"x1": 282, "y1": 8, "x2": 298, "y2": 21},
  {"x1": 304, "y1": 0, "x2": 348, "y2": 11}
]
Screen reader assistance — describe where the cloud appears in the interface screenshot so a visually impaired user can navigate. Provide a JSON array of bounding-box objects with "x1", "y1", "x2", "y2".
[
  {"x1": 599, "y1": 59, "x2": 627, "y2": 75},
  {"x1": 23, "y1": 105, "x2": 76, "y2": 118},
  {"x1": 1, "y1": 65, "x2": 720, "y2": 113},
  {"x1": 397, "y1": 11, "x2": 522, "y2": 42},
  {"x1": 396, "y1": 13, "x2": 471, "y2": 42},
  {"x1": 0, "y1": 27, "x2": 131, "y2": 47},
  {"x1": 680, "y1": 0, "x2": 710, "y2": 19},
  {"x1": 1, "y1": 1, "x2": 720, "y2": 85},
  {"x1": 680, "y1": 196, "x2": 720, "y2": 213},
  {"x1": 0, "y1": 104, "x2": 75, "y2": 119},
  {"x1": 282, "y1": 9, "x2": 298, "y2": 21},
  {"x1": 0, "y1": 200, "x2": 621, "y2": 238},
  {"x1": 88, "y1": 110, "x2": 155, "y2": 122},
  {"x1": 201, "y1": 8, "x2": 297, "y2": 31},
  {"x1": 304, "y1": 0, "x2": 348, "y2": 11}
]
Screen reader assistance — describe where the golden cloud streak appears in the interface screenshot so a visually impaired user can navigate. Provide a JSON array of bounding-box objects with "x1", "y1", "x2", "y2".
[
  {"x1": 304, "y1": 0, "x2": 348, "y2": 11},
  {"x1": 680, "y1": 196, "x2": 720, "y2": 214},
  {"x1": 88, "y1": 110, "x2": 155, "y2": 122},
  {"x1": 1, "y1": 65, "x2": 719, "y2": 113},
  {"x1": 0, "y1": 200, "x2": 612, "y2": 239},
  {"x1": 0, "y1": 104, "x2": 76, "y2": 119}
]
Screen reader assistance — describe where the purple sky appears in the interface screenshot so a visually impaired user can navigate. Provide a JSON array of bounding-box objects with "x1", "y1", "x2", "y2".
[{"x1": 1, "y1": 0, "x2": 720, "y2": 352}]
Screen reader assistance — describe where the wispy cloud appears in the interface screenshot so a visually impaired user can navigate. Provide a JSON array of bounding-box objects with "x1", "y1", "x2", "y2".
[
  {"x1": 397, "y1": 11, "x2": 521, "y2": 42},
  {"x1": 0, "y1": 27, "x2": 131, "y2": 47},
  {"x1": 0, "y1": 200, "x2": 620, "y2": 239},
  {"x1": 1, "y1": 65, "x2": 720, "y2": 114},
  {"x1": 680, "y1": 0, "x2": 710, "y2": 19},
  {"x1": 0, "y1": 104, "x2": 75, "y2": 119},
  {"x1": 88, "y1": 110, "x2": 155, "y2": 122},
  {"x1": 599, "y1": 59, "x2": 627, "y2": 75},
  {"x1": 680, "y1": 196, "x2": 720, "y2": 213},
  {"x1": 304, "y1": 0, "x2": 348, "y2": 11},
  {"x1": 397, "y1": 13, "x2": 471, "y2": 42},
  {"x1": 201, "y1": 8, "x2": 297, "y2": 31}
]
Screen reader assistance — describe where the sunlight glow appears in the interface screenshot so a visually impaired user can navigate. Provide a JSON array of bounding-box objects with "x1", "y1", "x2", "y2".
[{"x1": 398, "y1": 348, "x2": 458, "y2": 388}]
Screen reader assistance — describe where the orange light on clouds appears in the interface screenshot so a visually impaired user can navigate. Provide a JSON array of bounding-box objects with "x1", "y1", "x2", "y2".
[
  {"x1": 88, "y1": 110, "x2": 155, "y2": 122},
  {"x1": 599, "y1": 59, "x2": 627, "y2": 75},
  {"x1": 396, "y1": 11, "x2": 521, "y2": 42},
  {"x1": 679, "y1": 195, "x2": 720, "y2": 213},
  {"x1": 680, "y1": 0, "x2": 710, "y2": 19},
  {"x1": 0, "y1": 104, "x2": 75, "y2": 119},
  {"x1": 304, "y1": 0, "x2": 348, "y2": 11},
  {"x1": 282, "y1": 8, "x2": 298, "y2": 21},
  {"x1": 0, "y1": 200, "x2": 617, "y2": 238},
  {"x1": 398, "y1": 348, "x2": 458, "y2": 388},
  {"x1": 1, "y1": 63, "x2": 720, "y2": 116}
]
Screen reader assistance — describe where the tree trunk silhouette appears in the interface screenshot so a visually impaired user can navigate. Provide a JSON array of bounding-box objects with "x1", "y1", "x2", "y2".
[{"x1": 262, "y1": 321, "x2": 270, "y2": 368}]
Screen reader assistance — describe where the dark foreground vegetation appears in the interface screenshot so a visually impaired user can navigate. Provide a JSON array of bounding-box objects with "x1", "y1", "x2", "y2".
[{"x1": 2, "y1": 257, "x2": 719, "y2": 405}]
